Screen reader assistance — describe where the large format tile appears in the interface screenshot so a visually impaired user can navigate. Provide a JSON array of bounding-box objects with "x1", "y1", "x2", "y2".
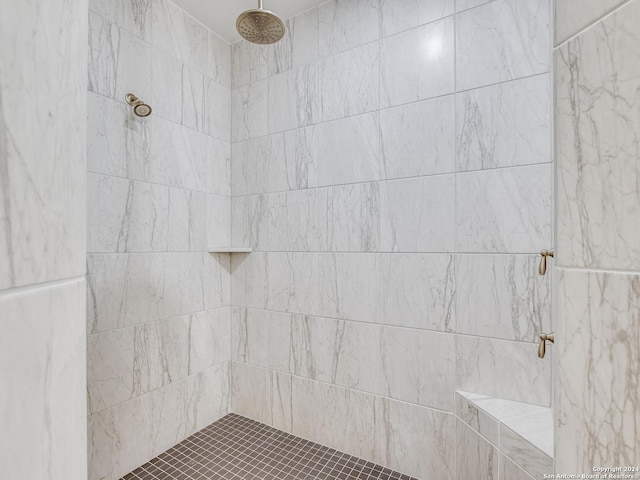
[
  {"x1": 0, "y1": 279, "x2": 86, "y2": 480},
  {"x1": 380, "y1": 18, "x2": 455, "y2": 108},
  {"x1": 456, "y1": 164, "x2": 552, "y2": 253},
  {"x1": 556, "y1": 0, "x2": 640, "y2": 270},
  {"x1": 556, "y1": 270, "x2": 640, "y2": 472},
  {"x1": 320, "y1": 43, "x2": 379, "y2": 122},
  {"x1": 231, "y1": 362, "x2": 271, "y2": 425},
  {"x1": 380, "y1": 0, "x2": 454, "y2": 37},
  {"x1": 456, "y1": 0, "x2": 550, "y2": 90},
  {"x1": 318, "y1": 0, "x2": 379, "y2": 57},
  {"x1": 455, "y1": 255, "x2": 551, "y2": 342},
  {"x1": 456, "y1": 74, "x2": 551, "y2": 171},
  {"x1": 0, "y1": 1, "x2": 86, "y2": 290},
  {"x1": 231, "y1": 79, "x2": 268, "y2": 142},
  {"x1": 269, "y1": 7, "x2": 319, "y2": 75},
  {"x1": 380, "y1": 96, "x2": 456, "y2": 179},
  {"x1": 268, "y1": 63, "x2": 320, "y2": 133},
  {"x1": 375, "y1": 398, "x2": 454, "y2": 480},
  {"x1": 454, "y1": 419, "x2": 498, "y2": 480},
  {"x1": 555, "y1": 0, "x2": 627, "y2": 44}
]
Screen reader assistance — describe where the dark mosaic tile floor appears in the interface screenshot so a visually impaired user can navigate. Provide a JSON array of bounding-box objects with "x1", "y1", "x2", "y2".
[{"x1": 120, "y1": 413, "x2": 417, "y2": 480}]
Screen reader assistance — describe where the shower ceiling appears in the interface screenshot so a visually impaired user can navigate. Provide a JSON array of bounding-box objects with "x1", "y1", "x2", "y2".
[{"x1": 171, "y1": 0, "x2": 327, "y2": 43}]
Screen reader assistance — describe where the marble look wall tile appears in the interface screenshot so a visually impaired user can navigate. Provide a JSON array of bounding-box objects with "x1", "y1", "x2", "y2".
[
  {"x1": 556, "y1": 1, "x2": 640, "y2": 271},
  {"x1": 88, "y1": 390, "x2": 152, "y2": 480},
  {"x1": 380, "y1": 254, "x2": 455, "y2": 331},
  {"x1": 380, "y1": 18, "x2": 455, "y2": 108},
  {"x1": 231, "y1": 40, "x2": 269, "y2": 89},
  {"x1": 87, "y1": 327, "x2": 135, "y2": 414},
  {"x1": 456, "y1": 0, "x2": 550, "y2": 91},
  {"x1": 320, "y1": 43, "x2": 379, "y2": 122},
  {"x1": 231, "y1": 362, "x2": 271, "y2": 425},
  {"x1": 456, "y1": 0, "x2": 495, "y2": 11},
  {"x1": 268, "y1": 63, "x2": 320, "y2": 133},
  {"x1": 456, "y1": 74, "x2": 551, "y2": 171},
  {"x1": 318, "y1": 253, "x2": 382, "y2": 323},
  {"x1": 207, "y1": 137, "x2": 231, "y2": 196},
  {"x1": 151, "y1": 48, "x2": 182, "y2": 123},
  {"x1": 292, "y1": 377, "x2": 376, "y2": 461},
  {"x1": 500, "y1": 424, "x2": 552, "y2": 479},
  {"x1": 380, "y1": 0, "x2": 454, "y2": 37},
  {"x1": 375, "y1": 397, "x2": 454, "y2": 479},
  {"x1": 318, "y1": 0, "x2": 379, "y2": 57},
  {"x1": 555, "y1": 0, "x2": 626, "y2": 44},
  {"x1": 205, "y1": 78, "x2": 231, "y2": 141},
  {"x1": 272, "y1": 126, "x2": 319, "y2": 192},
  {"x1": 318, "y1": 112, "x2": 381, "y2": 186},
  {"x1": 231, "y1": 307, "x2": 269, "y2": 367},
  {"x1": 88, "y1": 12, "x2": 152, "y2": 102},
  {"x1": 454, "y1": 391, "x2": 500, "y2": 445},
  {"x1": 267, "y1": 189, "x2": 321, "y2": 251},
  {"x1": 269, "y1": 7, "x2": 319, "y2": 75},
  {"x1": 0, "y1": 279, "x2": 86, "y2": 480},
  {"x1": 0, "y1": 2, "x2": 86, "y2": 290},
  {"x1": 117, "y1": 0, "x2": 152, "y2": 41},
  {"x1": 188, "y1": 308, "x2": 231, "y2": 374},
  {"x1": 89, "y1": 0, "x2": 116, "y2": 20},
  {"x1": 267, "y1": 311, "x2": 294, "y2": 373},
  {"x1": 149, "y1": 116, "x2": 208, "y2": 191},
  {"x1": 231, "y1": 79, "x2": 268, "y2": 142},
  {"x1": 231, "y1": 136, "x2": 272, "y2": 196},
  {"x1": 270, "y1": 371, "x2": 293, "y2": 432},
  {"x1": 231, "y1": 194, "x2": 268, "y2": 250},
  {"x1": 88, "y1": 91, "x2": 151, "y2": 179},
  {"x1": 455, "y1": 336, "x2": 551, "y2": 406},
  {"x1": 181, "y1": 64, "x2": 205, "y2": 132},
  {"x1": 208, "y1": 31, "x2": 231, "y2": 88},
  {"x1": 556, "y1": 270, "x2": 640, "y2": 472},
  {"x1": 454, "y1": 419, "x2": 498, "y2": 480},
  {"x1": 379, "y1": 176, "x2": 456, "y2": 252},
  {"x1": 207, "y1": 193, "x2": 230, "y2": 248},
  {"x1": 87, "y1": 253, "x2": 164, "y2": 333},
  {"x1": 87, "y1": 174, "x2": 169, "y2": 253},
  {"x1": 319, "y1": 183, "x2": 381, "y2": 252},
  {"x1": 499, "y1": 454, "x2": 536, "y2": 480},
  {"x1": 230, "y1": 252, "x2": 269, "y2": 310},
  {"x1": 203, "y1": 252, "x2": 231, "y2": 309},
  {"x1": 168, "y1": 187, "x2": 206, "y2": 251},
  {"x1": 380, "y1": 96, "x2": 456, "y2": 179},
  {"x1": 456, "y1": 164, "x2": 552, "y2": 253},
  {"x1": 380, "y1": 327, "x2": 455, "y2": 410},
  {"x1": 151, "y1": 0, "x2": 207, "y2": 71},
  {"x1": 502, "y1": 409, "x2": 553, "y2": 458},
  {"x1": 455, "y1": 255, "x2": 551, "y2": 342},
  {"x1": 266, "y1": 252, "x2": 319, "y2": 314}
]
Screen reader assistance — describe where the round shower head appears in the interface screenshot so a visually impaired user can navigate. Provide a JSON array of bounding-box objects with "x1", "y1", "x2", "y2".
[
  {"x1": 133, "y1": 103, "x2": 152, "y2": 117},
  {"x1": 236, "y1": 0, "x2": 285, "y2": 45}
]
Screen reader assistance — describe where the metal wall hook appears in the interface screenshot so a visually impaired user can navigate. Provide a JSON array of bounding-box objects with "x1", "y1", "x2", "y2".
[
  {"x1": 538, "y1": 249, "x2": 554, "y2": 275},
  {"x1": 538, "y1": 333, "x2": 555, "y2": 358}
]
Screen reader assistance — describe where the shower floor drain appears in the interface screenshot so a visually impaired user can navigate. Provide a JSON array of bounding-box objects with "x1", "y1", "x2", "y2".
[{"x1": 120, "y1": 413, "x2": 417, "y2": 480}]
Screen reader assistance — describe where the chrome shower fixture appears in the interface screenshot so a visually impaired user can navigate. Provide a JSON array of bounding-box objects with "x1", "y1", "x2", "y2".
[
  {"x1": 236, "y1": 0, "x2": 285, "y2": 45},
  {"x1": 125, "y1": 93, "x2": 152, "y2": 118}
]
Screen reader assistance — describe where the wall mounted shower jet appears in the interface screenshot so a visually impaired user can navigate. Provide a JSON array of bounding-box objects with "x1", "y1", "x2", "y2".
[
  {"x1": 236, "y1": 0, "x2": 285, "y2": 45},
  {"x1": 125, "y1": 93, "x2": 152, "y2": 118}
]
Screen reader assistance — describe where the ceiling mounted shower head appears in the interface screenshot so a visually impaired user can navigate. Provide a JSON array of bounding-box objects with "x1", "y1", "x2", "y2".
[{"x1": 236, "y1": 0, "x2": 285, "y2": 45}]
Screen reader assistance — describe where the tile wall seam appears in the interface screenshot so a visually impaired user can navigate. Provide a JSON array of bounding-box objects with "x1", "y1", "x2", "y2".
[
  {"x1": 231, "y1": 361, "x2": 457, "y2": 416},
  {"x1": 230, "y1": 162, "x2": 554, "y2": 199},
  {"x1": 553, "y1": 265, "x2": 640, "y2": 276},
  {"x1": 553, "y1": 0, "x2": 635, "y2": 48},
  {"x1": 87, "y1": 361, "x2": 230, "y2": 418},
  {"x1": 87, "y1": 305, "x2": 232, "y2": 337},
  {"x1": 0, "y1": 274, "x2": 86, "y2": 299}
]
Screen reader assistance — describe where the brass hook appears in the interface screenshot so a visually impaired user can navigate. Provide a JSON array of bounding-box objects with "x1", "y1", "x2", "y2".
[
  {"x1": 539, "y1": 249, "x2": 554, "y2": 275},
  {"x1": 538, "y1": 333, "x2": 555, "y2": 358}
]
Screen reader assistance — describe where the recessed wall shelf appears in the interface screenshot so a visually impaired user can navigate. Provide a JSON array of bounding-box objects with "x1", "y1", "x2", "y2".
[{"x1": 208, "y1": 247, "x2": 253, "y2": 254}]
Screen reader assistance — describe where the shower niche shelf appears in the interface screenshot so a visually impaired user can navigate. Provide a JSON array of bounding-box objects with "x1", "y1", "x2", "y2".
[{"x1": 208, "y1": 247, "x2": 253, "y2": 254}]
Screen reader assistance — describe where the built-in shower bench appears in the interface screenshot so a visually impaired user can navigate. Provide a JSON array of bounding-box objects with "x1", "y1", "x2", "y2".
[{"x1": 455, "y1": 390, "x2": 553, "y2": 479}]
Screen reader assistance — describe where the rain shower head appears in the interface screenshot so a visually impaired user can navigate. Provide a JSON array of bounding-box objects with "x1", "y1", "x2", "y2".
[{"x1": 236, "y1": 0, "x2": 285, "y2": 45}]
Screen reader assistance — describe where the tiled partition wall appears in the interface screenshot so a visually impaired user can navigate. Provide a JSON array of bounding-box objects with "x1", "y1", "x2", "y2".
[
  {"x1": 86, "y1": 1, "x2": 233, "y2": 478},
  {"x1": 0, "y1": 0, "x2": 88, "y2": 479},
  {"x1": 230, "y1": 0, "x2": 553, "y2": 478},
  {"x1": 555, "y1": 0, "x2": 640, "y2": 474}
]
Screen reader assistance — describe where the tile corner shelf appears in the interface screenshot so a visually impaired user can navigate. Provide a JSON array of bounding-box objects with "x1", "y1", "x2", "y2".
[{"x1": 208, "y1": 247, "x2": 253, "y2": 254}]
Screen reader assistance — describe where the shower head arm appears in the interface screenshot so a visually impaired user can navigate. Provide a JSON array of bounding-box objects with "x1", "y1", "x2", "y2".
[{"x1": 258, "y1": 0, "x2": 263, "y2": 9}]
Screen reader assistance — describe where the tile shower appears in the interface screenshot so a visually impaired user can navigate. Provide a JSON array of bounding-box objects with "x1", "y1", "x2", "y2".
[{"x1": 3, "y1": 0, "x2": 639, "y2": 479}]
